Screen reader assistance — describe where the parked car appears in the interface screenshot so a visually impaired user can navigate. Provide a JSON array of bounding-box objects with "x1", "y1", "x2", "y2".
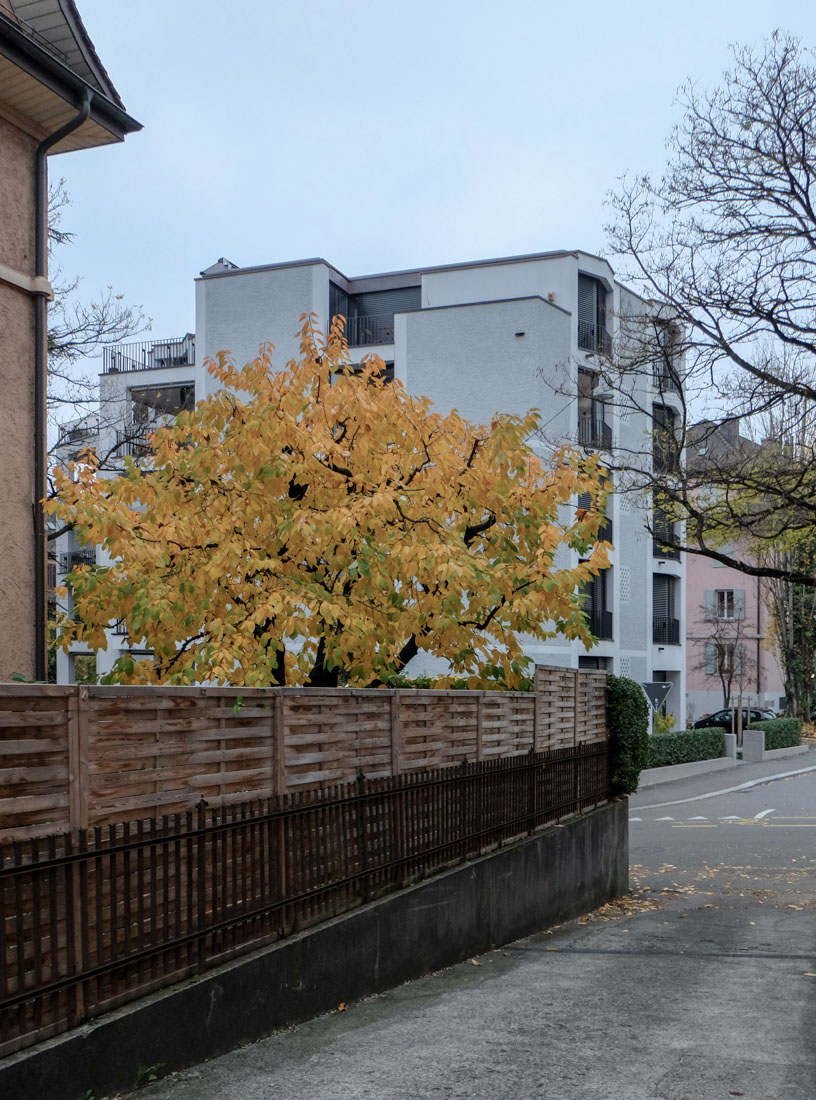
[{"x1": 692, "y1": 708, "x2": 775, "y2": 731}]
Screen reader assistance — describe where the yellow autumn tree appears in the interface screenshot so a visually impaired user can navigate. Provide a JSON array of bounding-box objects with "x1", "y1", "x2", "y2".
[{"x1": 49, "y1": 316, "x2": 611, "y2": 688}]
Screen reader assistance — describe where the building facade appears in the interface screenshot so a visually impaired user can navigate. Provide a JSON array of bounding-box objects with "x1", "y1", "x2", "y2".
[
  {"x1": 56, "y1": 249, "x2": 686, "y2": 724},
  {"x1": 684, "y1": 420, "x2": 785, "y2": 720},
  {"x1": 0, "y1": 0, "x2": 140, "y2": 681}
]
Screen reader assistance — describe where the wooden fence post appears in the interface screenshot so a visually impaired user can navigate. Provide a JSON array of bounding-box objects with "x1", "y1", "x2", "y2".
[
  {"x1": 274, "y1": 690, "x2": 286, "y2": 798},
  {"x1": 67, "y1": 687, "x2": 90, "y2": 832},
  {"x1": 476, "y1": 693, "x2": 484, "y2": 761},
  {"x1": 390, "y1": 690, "x2": 402, "y2": 776}
]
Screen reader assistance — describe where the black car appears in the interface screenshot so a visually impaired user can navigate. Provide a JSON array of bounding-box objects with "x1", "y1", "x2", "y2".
[{"x1": 692, "y1": 708, "x2": 775, "y2": 731}]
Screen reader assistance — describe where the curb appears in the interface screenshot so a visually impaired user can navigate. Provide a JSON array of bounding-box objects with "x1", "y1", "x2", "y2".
[{"x1": 635, "y1": 761, "x2": 816, "y2": 811}]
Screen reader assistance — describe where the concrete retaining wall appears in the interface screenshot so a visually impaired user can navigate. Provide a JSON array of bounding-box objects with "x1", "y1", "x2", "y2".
[{"x1": 0, "y1": 800, "x2": 628, "y2": 1100}]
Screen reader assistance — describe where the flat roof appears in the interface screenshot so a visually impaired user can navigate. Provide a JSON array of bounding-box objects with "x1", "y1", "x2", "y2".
[{"x1": 197, "y1": 248, "x2": 616, "y2": 285}]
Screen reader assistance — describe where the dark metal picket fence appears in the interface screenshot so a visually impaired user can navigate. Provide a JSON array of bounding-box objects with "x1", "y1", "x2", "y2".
[{"x1": 0, "y1": 742, "x2": 608, "y2": 1055}]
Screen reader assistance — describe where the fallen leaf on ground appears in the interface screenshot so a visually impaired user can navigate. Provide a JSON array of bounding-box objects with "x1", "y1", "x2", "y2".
[{"x1": 471, "y1": 958, "x2": 481, "y2": 966}]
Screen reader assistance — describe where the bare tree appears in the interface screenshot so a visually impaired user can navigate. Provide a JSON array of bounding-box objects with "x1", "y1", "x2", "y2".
[
  {"x1": 47, "y1": 179, "x2": 148, "y2": 429},
  {"x1": 601, "y1": 32, "x2": 816, "y2": 586},
  {"x1": 693, "y1": 605, "x2": 756, "y2": 711},
  {"x1": 761, "y1": 543, "x2": 816, "y2": 717}
]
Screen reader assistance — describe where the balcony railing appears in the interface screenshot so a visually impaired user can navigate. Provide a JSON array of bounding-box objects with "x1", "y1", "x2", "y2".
[
  {"x1": 58, "y1": 422, "x2": 99, "y2": 446},
  {"x1": 653, "y1": 367, "x2": 681, "y2": 394},
  {"x1": 652, "y1": 527, "x2": 681, "y2": 560},
  {"x1": 653, "y1": 617, "x2": 681, "y2": 645},
  {"x1": 585, "y1": 607, "x2": 613, "y2": 641},
  {"x1": 59, "y1": 549, "x2": 96, "y2": 573},
  {"x1": 343, "y1": 315, "x2": 395, "y2": 347},
  {"x1": 116, "y1": 429, "x2": 152, "y2": 457},
  {"x1": 577, "y1": 320, "x2": 612, "y2": 357},
  {"x1": 103, "y1": 336, "x2": 195, "y2": 374},
  {"x1": 110, "y1": 619, "x2": 129, "y2": 636},
  {"x1": 578, "y1": 416, "x2": 613, "y2": 450}
]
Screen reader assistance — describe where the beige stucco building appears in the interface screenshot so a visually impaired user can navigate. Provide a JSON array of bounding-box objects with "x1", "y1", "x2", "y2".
[{"x1": 0, "y1": 1, "x2": 139, "y2": 680}]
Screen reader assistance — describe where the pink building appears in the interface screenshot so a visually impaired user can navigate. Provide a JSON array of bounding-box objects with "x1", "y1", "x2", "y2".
[{"x1": 685, "y1": 551, "x2": 785, "y2": 722}]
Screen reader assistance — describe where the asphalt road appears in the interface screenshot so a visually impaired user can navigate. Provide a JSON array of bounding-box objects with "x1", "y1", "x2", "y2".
[{"x1": 144, "y1": 764, "x2": 816, "y2": 1100}]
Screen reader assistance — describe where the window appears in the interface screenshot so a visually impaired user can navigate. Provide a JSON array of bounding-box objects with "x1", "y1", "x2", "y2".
[
  {"x1": 652, "y1": 322, "x2": 681, "y2": 393},
  {"x1": 577, "y1": 369, "x2": 612, "y2": 449},
  {"x1": 329, "y1": 282, "x2": 420, "y2": 347},
  {"x1": 653, "y1": 574, "x2": 680, "y2": 644},
  {"x1": 577, "y1": 274, "x2": 611, "y2": 355},
  {"x1": 130, "y1": 384, "x2": 194, "y2": 425},
  {"x1": 704, "y1": 589, "x2": 745, "y2": 620},
  {"x1": 580, "y1": 563, "x2": 613, "y2": 640},
  {"x1": 652, "y1": 404, "x2": 679, "y2": 473},
  {"x1": 704, "y1": 641, "x2": 744, "y2": 675}
]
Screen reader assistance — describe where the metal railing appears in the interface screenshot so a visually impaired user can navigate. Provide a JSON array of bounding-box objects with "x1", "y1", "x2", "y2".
[
  {"x1": 652, "y1": 526, "x2": 681, "y2": 560},
  {"x1": 342, "y1": 315, "x2": 395, "y2": 347},
  {"x1": 103, "y1": 336, "x2": 195, "y2": 374},
  {"x1": 585, "y1": 607, "x2": 613, "y2": 641},
  {"x1": 115, "y1": 429, "x2": 152, "y2": 457},
  {"x1": 598, "y1": 516, "x2": 613, "y2": 544},
  {"x1": 58, "y1": 549, "x2": 96, "y2": 573},
  {"x1": 652, "y1": 367, "x2": 681, "y2": 394},
  {"x1": 653, "y1": 617, "x2": 680, "y2": 645},
  {"x1": 0, "y1": 10, "x2": 72, "y2": 64},
  {"x1": 578, "y1": 416, "x2": 613, "y2": 450},
  {"x1": 577, "y1": 320, "x2": 612, "y2": 357},
  {"x1": 57, "y1": 422, "x2": 99, "y2": 447},
  {"x1": 0, "y1": 746, "x2": 609, "y2": 1055}
]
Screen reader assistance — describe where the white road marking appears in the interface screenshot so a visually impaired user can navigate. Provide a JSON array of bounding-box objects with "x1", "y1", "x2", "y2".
[
  {"x1": 629, "y1": 817, "x2": 643, "y2": 822},
  {"x1": 634, "y1": 763, "x2": 816, "y2": 810},
  {"x1": 720, "y1": 816, "x2": 741, "y2": 820},
  {"x1": 754, "y1": 808, "x2": 776, "y2": 819},
  {"x1": 688, "y1": 816, "x2": 708, "y2": 820},
  {"x1": 655, "y1": 816, "x2": 675, "y2": 821}
]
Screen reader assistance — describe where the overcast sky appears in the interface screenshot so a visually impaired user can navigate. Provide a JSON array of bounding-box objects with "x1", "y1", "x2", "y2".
[{"x1": 55, "y1": 0, "x2": 816, "y2": 346}]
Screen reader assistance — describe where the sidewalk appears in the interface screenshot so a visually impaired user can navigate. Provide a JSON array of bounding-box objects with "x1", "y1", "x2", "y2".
[
  {"x1": 633, "y1": 742, "x2": 816, "y2": 806},
  {"x1": 141, "y1": 768, "x2": 816, "y2": 1100}
]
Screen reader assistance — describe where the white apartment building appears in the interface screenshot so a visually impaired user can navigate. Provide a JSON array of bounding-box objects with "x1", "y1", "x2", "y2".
[{"x1": 55, "y1": 249, "x2": 686, "y2": 726}]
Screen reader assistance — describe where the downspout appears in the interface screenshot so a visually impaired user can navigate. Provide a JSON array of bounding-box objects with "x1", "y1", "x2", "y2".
[{"x1": 33, "y1": 90, "x2": 92, "y2": 681}]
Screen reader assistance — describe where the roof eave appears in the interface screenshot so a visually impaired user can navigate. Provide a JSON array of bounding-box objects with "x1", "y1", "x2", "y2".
[{"x1": 0, "y1": 12, "x2": 141, "y2": 143}]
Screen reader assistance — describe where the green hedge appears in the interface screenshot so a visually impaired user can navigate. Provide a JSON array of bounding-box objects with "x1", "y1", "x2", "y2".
[
  {"x1": 606, "y1": 674, "x2": 649, "y2": 795},
  {"x1": 646, "y1": 727, "x2": 725, "y2": 769},
  {"x1": 746, "y1": 717, "x2": 801, "y2": 750}
]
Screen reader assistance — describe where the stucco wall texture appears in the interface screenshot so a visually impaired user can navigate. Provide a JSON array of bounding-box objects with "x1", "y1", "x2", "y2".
[
  {"x1": 0, "y1": 114, "x2": 37, "y2": 681},
  {"x1": 685, "y1": 551, "x2": 784, "y2": 714}
]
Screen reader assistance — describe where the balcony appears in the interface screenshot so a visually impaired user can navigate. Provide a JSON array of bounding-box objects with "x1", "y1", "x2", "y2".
[
  {"x1": 103, "y1": 335, "x2": 195, "y2": 374},
  {"x1": 578, "y1": 416, "x2": 612, "y2": 450},
  {"x1": 343, "y1": 315, "x2": 395, "y2": 348},
  {"x1": 653, "y1": 617, "x2": 680, "y2": 645},
  {"x1": 116, "y1": 429, "x2": 152, "y2": 458},
  {"x1": 59, "y1": 549, "x2": 96, "y2": 573},
  {"x1": 577, "y1": 320, "x2": 612, "y2": 357},
  {"x1": 652, "y1": 525, "x2": 681, "y2": 560},
  {"x1": 653, "y1": 367, "x2": 681, "y2": 394},
  {"x1": 586, "y1": 607, "x2": 613, "y2": 641},
  {"x1": 58, "y1": 421, "x2": 99, "y2": 447}
]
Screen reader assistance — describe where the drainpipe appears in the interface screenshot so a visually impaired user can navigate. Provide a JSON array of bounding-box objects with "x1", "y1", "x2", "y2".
[{"x1": 33, "y1": 90, "x2": 92, "y2": 681}]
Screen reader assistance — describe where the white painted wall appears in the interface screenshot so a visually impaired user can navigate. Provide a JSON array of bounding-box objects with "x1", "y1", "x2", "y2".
[{"x1": 195, "y1": 262, "x2": 330, "y2": 396}]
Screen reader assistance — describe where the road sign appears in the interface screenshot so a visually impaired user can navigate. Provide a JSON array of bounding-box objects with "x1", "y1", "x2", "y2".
[{"x1": 641, "y1": 681, "x2": 673, "y2": 712}]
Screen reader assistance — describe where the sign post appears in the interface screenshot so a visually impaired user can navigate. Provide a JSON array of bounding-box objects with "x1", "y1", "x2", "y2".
[{"x1": 640, "y1": 681, "x2": 673, "y2": 735}]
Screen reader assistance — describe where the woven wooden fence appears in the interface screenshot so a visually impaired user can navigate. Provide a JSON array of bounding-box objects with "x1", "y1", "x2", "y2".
[{"x1": 0, "y1": 666, "x2": 607, "y2": 840}]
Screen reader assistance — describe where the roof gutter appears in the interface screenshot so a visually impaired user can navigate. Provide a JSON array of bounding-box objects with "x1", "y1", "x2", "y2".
[
  {"x1": 32, "y1": 89, "x2": 92, "y2": 681},
  {"x1": 0, "y1": 13, "x2": 141, "y2": 139}
]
